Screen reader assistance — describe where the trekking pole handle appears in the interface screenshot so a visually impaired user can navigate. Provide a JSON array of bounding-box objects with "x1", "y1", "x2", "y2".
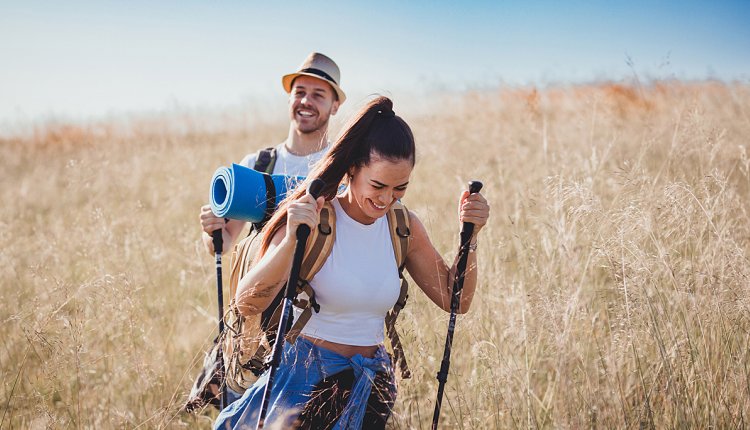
[
  {"x1": 460, "y1": 180, "x2": 483, "y2": 242},
  {"x1": 295, "y1": 179, "x2": 325, "y2": 241},
  {"x1": 212, "y1": 229, "x2": 223, "y2": 255},
  {"x1": 461, "y1": 181, "x2": 483, "y2": 233},
  {"x1": 456, "y1": 180, "x2": 483, "y2": 298},
  {"x1": 468, "y1": 180, "x2": 483, "y2": 198},
  {"x1": 287, "y1": 179, "x2": 325, "y2": 299}
]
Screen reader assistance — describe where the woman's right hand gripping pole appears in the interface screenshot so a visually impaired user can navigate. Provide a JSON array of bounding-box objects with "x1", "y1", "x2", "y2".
[{"x1": 234, "y1": 193, "x2": 325, "y2": 317}]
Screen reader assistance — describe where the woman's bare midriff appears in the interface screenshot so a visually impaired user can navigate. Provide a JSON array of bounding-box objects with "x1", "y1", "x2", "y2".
[{"x1": 300, "y1": 334, "x2": 379, "y2": 358}]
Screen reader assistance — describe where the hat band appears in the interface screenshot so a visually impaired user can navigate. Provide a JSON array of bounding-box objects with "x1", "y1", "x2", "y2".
[{"x1": 299, "y1": 68, "x2": 338, "y2": 85}]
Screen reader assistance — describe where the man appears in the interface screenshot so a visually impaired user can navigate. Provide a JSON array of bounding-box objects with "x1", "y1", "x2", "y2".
[{"x1": 199, "y1": 52, "x2": 346, "y2": 255}]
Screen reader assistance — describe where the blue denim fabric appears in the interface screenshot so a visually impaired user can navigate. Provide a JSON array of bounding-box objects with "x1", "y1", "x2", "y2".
[
  {"x1": 214, "y1": 337, "x2": 393, "y2": 430},
  {"x1": 225, "y1": 387, "x2": 242, "y2": 406}
]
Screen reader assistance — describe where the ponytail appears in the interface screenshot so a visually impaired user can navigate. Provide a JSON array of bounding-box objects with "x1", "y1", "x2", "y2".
[{"x1": 257, "y1": 96, "x2": 415, "y2": 257}]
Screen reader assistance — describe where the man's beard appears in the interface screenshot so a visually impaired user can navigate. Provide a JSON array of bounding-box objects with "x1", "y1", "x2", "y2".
[{"x1": 296, "y1": 113, "x2": 329, "y2": 135}]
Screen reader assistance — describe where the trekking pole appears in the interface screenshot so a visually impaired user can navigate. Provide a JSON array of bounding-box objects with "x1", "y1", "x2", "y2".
[
  {"x1": 431, "y1": 180, "x2": 483, "y2": 430},
  {"x1": 256, "y1": 178, "x2": 325, "y2": 430},
  {"x1": 212, "y1": 229, "x2": 227, "y2": 411}
]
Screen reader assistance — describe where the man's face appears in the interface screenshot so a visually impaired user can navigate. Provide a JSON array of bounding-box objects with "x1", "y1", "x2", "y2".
[{"x1": 288, "y1": 75, "x2": 339, "y2": 135}]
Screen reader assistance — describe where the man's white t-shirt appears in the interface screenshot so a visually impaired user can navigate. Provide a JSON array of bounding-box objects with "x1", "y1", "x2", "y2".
[{"x1": 239, "y1": 142, "x2": 329, "y2": 177}]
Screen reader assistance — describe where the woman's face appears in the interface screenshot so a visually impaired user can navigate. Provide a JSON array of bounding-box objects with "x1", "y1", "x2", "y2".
[{"x1": 342, "y1": 155, "x2": 413, "y2": 225}]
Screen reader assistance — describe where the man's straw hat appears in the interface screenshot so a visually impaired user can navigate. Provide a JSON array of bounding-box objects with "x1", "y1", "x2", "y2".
[{"x1": 282, "y1": 52, "x2": 346, "y2": 103}]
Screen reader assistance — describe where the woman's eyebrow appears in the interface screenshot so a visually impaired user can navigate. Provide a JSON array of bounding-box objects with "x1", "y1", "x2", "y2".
[{"x1": 370, "y1": 179, "x2": 410, "y2": 187}]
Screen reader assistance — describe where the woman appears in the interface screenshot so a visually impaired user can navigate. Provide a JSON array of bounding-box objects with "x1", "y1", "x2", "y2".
[{"x1": 214, "y1": 96, "x2": 490, "y2": 429}]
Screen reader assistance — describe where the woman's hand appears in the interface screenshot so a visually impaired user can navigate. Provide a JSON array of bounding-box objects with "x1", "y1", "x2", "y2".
[
  {"x1": 285, "y1": 193, "x2": 325, "y2": 239},
  {"x1": 458, "y1": 190, "x2": 490, "y2": 236}
]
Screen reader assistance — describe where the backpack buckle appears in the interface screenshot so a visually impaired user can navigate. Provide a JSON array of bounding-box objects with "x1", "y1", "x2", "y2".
[
  {"x1": 396, "y1": 226, "x2": 410, "y2": 238},
  {"x1": 245, "y1": 356, "x2": 267, "y2": 376}
]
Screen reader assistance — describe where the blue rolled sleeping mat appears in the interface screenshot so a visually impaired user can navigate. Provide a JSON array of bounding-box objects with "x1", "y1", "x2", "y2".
[{"x1": 210, "y1": 163, "x2": 304, "y2": 223}]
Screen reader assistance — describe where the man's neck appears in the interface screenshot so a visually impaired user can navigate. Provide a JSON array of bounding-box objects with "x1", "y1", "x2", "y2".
[{"x1": 285, "y1": 126, "x2": 328, "y2": 156}]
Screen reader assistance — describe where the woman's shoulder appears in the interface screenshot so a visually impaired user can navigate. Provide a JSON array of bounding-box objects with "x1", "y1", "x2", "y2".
[{"x1": 405, "y1": 209, "x2": 428, "y2": 244}]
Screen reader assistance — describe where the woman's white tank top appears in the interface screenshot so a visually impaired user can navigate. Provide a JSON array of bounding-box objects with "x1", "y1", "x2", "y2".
[{"x1": 297, "y1": 198, "x2": 401, "y2": 346}]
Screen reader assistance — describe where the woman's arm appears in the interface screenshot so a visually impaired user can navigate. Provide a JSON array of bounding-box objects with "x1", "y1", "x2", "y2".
[
  {"x1": 234, "y1": 228, "x2": 294, "y2": 316},
  {"x1": 234, "y1": 194, "x2": 324, "y2": 317},
  {"x1": 404, "y1": 191, "x2": 489, "y2": 314}
]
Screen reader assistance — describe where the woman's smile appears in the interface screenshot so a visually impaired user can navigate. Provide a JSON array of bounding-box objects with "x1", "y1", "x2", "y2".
[{"x1": 368, "y1": 199, "x2": 388, "y2": 211}]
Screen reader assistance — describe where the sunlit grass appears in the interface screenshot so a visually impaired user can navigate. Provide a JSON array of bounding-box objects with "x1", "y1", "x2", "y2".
[{"x1": 2, "y1": 81, "x2": 749, "y2": 428}]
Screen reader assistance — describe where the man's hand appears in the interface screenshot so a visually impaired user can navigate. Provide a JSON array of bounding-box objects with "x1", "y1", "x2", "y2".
[{"x1": 200, "y1": 204, "x2": 225, "y2": 234}]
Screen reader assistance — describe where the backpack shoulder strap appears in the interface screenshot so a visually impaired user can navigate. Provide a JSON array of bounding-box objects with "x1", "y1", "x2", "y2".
[
  {"x1": 300, "y1": 200, "x2": 336, "y2": 280},
  {"x1": 253, "y1": 147, "x2": 278, "y2": 174},
  {"x1": 249, "y1": 147, "x2": 278, "y2": 232},
  {"x1": 386, "y1": 201, "x2": 411, "y2": 270},
  {"x1": 385, "y1": 201, "x2": 412, "y2": 379}
]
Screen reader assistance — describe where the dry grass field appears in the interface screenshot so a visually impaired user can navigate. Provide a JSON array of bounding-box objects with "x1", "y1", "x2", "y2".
[{"x1": 2, "y1": 81, "x2": 749, "y2": 429}]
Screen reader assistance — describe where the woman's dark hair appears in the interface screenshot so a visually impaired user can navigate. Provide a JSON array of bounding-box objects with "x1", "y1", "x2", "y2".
[{"x1": 258, "y1": 96, "x2": 415, "y2": 255}]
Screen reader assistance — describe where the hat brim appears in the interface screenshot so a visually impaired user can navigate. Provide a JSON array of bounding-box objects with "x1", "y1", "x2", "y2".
[{"x1": 282, "y1": 72, "x2": 346, "y2": 104}]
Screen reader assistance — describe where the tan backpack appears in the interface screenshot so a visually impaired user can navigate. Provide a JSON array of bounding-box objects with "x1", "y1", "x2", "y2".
[{"x1": 222, "y1": 200, "x2": 412, "y2": 394}]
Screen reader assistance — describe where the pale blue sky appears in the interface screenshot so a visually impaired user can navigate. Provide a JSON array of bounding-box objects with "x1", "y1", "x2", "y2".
[{"x1": 1, "y1": 0, "x2": 748, "y2": 124}]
